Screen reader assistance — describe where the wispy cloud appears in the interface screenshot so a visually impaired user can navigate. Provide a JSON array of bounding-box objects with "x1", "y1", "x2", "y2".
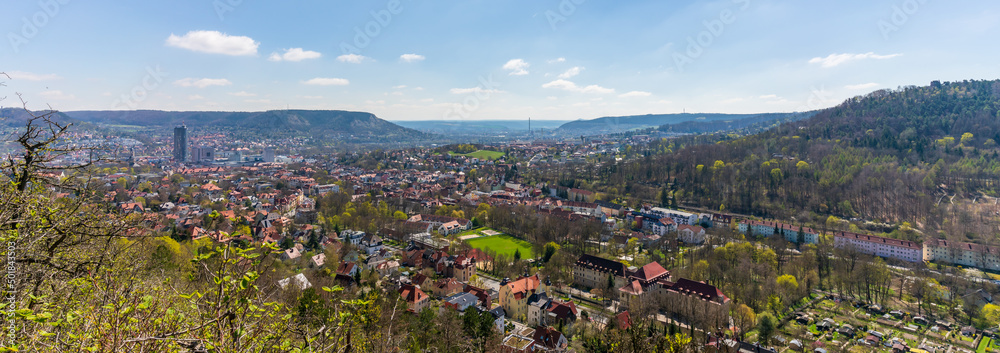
[
  {"x1": 268, "y1": 48, "x2": 321, "y2": 62},
  {"x1": 174, "y1": 78, "x2": 233, "y2": 88},
  {"x1": 808, "y1": 52, "x2": 901, "y2": 68},
  {"x1": 400, "y1": 54, "x2": 425, "y2": 62},
  {"x1": 547, "y1": 57, "x2": 566, "y2": 64},
  {"x1": 337, "y1": 54, "x2": 368, "y2": 64},
  {"x1": 619, "y1": 91, "x2": 651, "y2": 98},
  {"x1": 542, "y1": 79, "x2": 614, "y2": 94},
  {"x1": 558, "y1": 66, "x2": 584, "y2": 79},
  {"x1": 229, "y1": 91, "x2": 256, "y2": 97},
  {"x1": 450, "y1": 87, "x2": 504, "y2": 95},
  {"x1": 7, "y1": 71, "x2": 61, "y2": 81},
  {"x1": 165, "y1": 30, "x2": 258, "y2": 56},
  {"x1": 503, "y1": 59, "x2": 530, "y2": 76},
  {"x1": 302, "y1": 78, "x2": 349, "y2": 86},
  {"x1": 845, "y1": 82, "x2": 879, "y2": 90}
]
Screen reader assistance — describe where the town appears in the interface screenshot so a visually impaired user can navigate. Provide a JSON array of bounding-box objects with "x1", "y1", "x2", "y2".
[{"x1": 56, "y1": 122, "x2": 1000, "y2": 352}]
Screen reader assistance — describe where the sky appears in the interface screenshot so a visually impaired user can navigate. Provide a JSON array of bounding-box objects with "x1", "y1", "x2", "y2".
[{"x1": 2, "y1": 0, "x2": 999, "y2": 121}]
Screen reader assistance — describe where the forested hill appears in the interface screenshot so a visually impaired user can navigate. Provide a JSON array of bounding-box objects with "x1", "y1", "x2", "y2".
[
  {"x1": 579, "y1": 80, "x2": 1000, "y2": 233},
  {"x1": 63, "y1": 109, "x2": 429, "y2": 140},
  {"x1": 0, "y1": 108, "x2": 78, "y2": 127},
  {"x1": 555, "y1": 112, "x2": 803, "y2": 135}
]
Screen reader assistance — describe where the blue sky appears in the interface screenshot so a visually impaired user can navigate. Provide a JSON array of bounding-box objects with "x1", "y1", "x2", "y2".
[{"x1": 2, "y1": 0, "x2": 998, "y2": 121}]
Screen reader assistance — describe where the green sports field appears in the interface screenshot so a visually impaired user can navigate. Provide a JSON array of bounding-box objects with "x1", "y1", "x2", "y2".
[
  {"x1": 448, "y1": 150, "x2": 505, "y2": 160},
  {"x1": 465, "y1": 235, "x2": 533, "y2": 258}
]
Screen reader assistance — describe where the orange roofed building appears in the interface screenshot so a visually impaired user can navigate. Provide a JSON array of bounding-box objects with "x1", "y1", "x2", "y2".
[
  {"x1": 399, "y1": 283, "x2": 430, "y2": 313},
  {"x1": 499, "y1": 274, "x2": 547, "y2": 322}
]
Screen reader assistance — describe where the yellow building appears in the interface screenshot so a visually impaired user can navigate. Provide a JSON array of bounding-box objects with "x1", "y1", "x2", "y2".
[{"x1": 499, "y1": 274, "x2": 545, "y2": 322}]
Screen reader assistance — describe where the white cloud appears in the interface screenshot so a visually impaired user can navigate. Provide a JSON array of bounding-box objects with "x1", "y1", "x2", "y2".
[
  {"x1": 547, "y1": 96, "x2": 558, "y2": 100},
  {"x1": 503, "y1": 59, "x2": 530, "y2": 76},
  {"x1": 558, "y1": 66, "x2": 584, "y2": 79},
  {"x1": 413, "y1": 87, "x2": 424, "y2": 91},
  {"x1": 302, "y1": 78, "x2": 350, "y2": 86},
  {"x1": 759, "y1": 94, "x2": 779, "y2": 99},
  {"x1": 188, "y1": 95, "x2": 205, "y2": 100},
  {"x1": 174, "y1": 78, "x2": 233, "y2": 88},
  {"x1": 619, "y1": 91, "x2": 652, "y2": 98},
  {"x1": 400, "y1": 54, "x2": 425, "y2": 62},
  {"x1": 548, "y1": 57, "x2": 566, "y2": 64},
  {"x1": 39, "y1": 90, "x2": 75, "y2": 100},
  {"x1": 420, "y1": 98, "x2": 434, "y2": 103},
  {"x1": 268, "y1": 48, "x2": 321, "y2": 62},
  {"x1": 541, "y1": 79, "x2": 614, "y2": 94},
  {"x1": 337, "y1": 54, "x2": 368, "y2": 64},
  {"x1": 303, "y1": 95, "x2": 323, "y2": 99},
  {"x1": 845, "y1": 82, "x2": 879, "y2": 90},
  {"x1": 245, "y1": 99, "x2": 271, "y2": 103},
  {"x1": 808, "y1": 52, "x2": 901, "y2": 68},
  {"x1": 450, "y1": 87, "x2": 504, "y2": 95},
  {"x1": 229, "y1": 91, "x2": 256, "y2": 97},
  {"x1": 7, "y1": 71, "x2": 61, "y2": 81},
  {"x1": 393, "y1": 85, "x2": 407, "y2": 89},
  {"x1": 165, "y1": 30, "x2": 258, "y2": 56}
]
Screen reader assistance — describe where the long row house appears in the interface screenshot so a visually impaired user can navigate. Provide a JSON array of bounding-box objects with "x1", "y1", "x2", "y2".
[{"x1": 738, "y1": 220, "x2": 1000, "y2": 271}]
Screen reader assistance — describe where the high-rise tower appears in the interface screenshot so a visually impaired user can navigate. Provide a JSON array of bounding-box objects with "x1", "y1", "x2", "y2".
[{"x1": 173, "y1": 125, "x2": 187, "y2": 162}]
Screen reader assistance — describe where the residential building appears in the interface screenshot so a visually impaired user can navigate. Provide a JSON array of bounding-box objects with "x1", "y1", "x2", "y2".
[
  {"x1": 399, "y1": 283, "x2": 430, "y2": 313},
  {"x1": 278, "y1": 273, "x2": 312, "y2": 290},
  {"x1": 431, "y1": 277, "x2": 464, "y2": 298},
  {"x1": 677, "y1": 224, "x2": 707, "y2": 244},
  {"x1": 499, "y1": 274, "x2": 546, "y2": 322},
  {"x1": 649, "y1": 207, "x2": 699, "y2": 226},
  {"x1": 342, "y1": 229, "x2": 365, "y2": 246},
  {"x1": 619, "y1": 261, "x2": 672, "y2": 304},
  {"x1": 532, "y1": 326, "x2": 568, "y2": 352},
  {"x1": 573, "y1": 254, "x2": 628, "y2": 292},
  {"x1": 924, "y1": 239, "x2": 1000, "y2": 271},
  {"x1": 659, "y1": 278, "x2": 731, "y2": 330},
  {"x1": 442, "y1": 292, "x2": 479, "y2": 312},
  {"x1": 464, "y1": 284, "x2": 494, "y2": 307},
  {"x1": 501, "y1": 334, "x2": 535, "y2": 353},
  {"x1": 737, "y1": 220, "x2": 818, "y2": 244},
  {"x1": 360, "y1": 233, "x2": 384, "y2": 255},
  {"x1": 833, "y1": 231, "x2": 922, "y2": 263},
  {"x1": 336, "y1": 262, "x2": 359, "y2": 277}
]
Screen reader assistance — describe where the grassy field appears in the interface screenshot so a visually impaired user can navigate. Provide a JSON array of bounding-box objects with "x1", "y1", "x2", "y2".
[
  {"x1": 465, "y1": 235, "x2": 533, "y2": 258},
  {"x1": 977, "y1": 336, "x2": 994, "y2": 353},
  {"x1": 448, "y1": 150, "x2": 505, "y2": 160}
]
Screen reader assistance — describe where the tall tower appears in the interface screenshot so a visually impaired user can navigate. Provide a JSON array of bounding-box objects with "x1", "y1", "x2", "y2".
[{"x1": 173, "y1": 124, "x2": 187, "y2": 162}]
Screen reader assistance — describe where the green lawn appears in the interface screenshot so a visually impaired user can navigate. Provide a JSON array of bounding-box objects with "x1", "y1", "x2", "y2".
[
  {"x1": 465, "y1": 235, "x2": 533, "y2": 258},
  {"x1": 978, "y1": 336, "x2": 993, "y2": 353},
  {"x1": 448, "y1": 150, "x2": 505, "y2": 160}
]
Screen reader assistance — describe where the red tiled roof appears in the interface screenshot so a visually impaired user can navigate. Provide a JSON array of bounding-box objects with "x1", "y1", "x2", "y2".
[
  {"x1": 668, "y1": 278, "x2": 729, "y2": 303},
  {"x1": 630, "y1": 262, "x2": 669, "y2": 282}
]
